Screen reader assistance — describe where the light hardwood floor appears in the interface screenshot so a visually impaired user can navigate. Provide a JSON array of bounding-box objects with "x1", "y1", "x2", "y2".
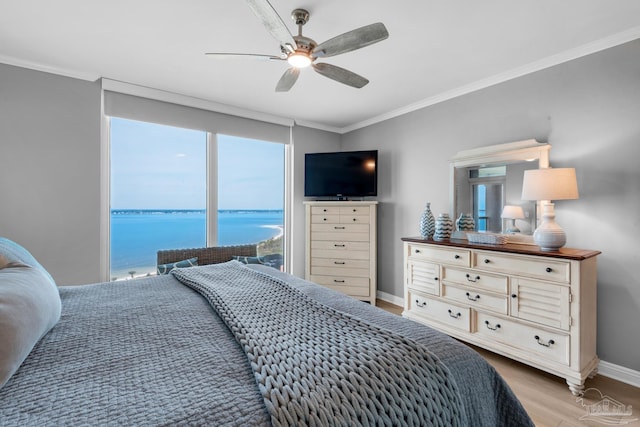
[{"x1": 376, "y1": 299, "x2": 640, "y2": 427}]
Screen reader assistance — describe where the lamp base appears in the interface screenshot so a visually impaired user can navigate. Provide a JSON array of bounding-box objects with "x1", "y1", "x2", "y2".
[
  {"x1": 505, "y1": 219, "x2": 520, "y2": 234},
  {"x1": 533, "y1": 203, "x2": 566, "y2": 251}
]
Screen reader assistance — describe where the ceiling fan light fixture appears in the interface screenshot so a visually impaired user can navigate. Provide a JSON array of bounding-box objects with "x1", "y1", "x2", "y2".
[{"x1": 287, "y1": 52, "x2": 312, "y2": 68}]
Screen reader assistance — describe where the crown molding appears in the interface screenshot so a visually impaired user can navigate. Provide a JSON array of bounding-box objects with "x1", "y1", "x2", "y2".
[
  {"x1": 340, "y1": 26, "x2": 640, "y2": 134},
  {"x1": 293, "y1": 119, "x2": 342, "y2": 134},
  {"x1": 0, "y1": 54, "x2": 99, "y2": 82}
]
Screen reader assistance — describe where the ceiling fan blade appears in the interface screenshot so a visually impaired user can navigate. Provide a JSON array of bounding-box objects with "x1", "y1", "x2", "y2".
[
  {"x1": 275, "y1": 68, "x2": 300, "y2": 92},
  {"x1": 312, "y1": 63, "x2": 369, "y2": 88},
  {"x1": 205, "y1": 53, "x2": 283, "y2": 61},
  {"x1": 312, "y1": 22, "x2": 388, "y2": 58},
  {"x1": 245, "y1": 0, "x2": 297, "y2": 51}
]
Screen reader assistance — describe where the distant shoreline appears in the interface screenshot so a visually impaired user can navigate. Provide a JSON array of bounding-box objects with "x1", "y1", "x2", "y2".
[
  {"x1": 110, "y1": 210, "x2": 283, "y2": 281},
  {"x1": 262, "y1": 225, "x2": 284, "y2": 239},
  {"x1": 111, "y1": 209, "x2": 283, "y2": 214}
]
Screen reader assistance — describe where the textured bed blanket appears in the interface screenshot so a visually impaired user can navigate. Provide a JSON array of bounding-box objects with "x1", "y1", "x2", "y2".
[
  {"x1": 172, "y1": 261, "x2": 464, "y2": 426},
  {"x1": 0, "y1": 264, "x2": 532, "y2": 426}
]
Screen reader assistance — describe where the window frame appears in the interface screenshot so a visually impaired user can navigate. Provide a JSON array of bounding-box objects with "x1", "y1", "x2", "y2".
[{"x1": 101, "y1": 116, "x2": 292, "y2": 281}]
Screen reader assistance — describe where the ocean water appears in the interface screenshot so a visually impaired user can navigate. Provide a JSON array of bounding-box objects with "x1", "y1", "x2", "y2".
[{"x1": 110, "y1": 210, "x2": 283, "y2": 279}]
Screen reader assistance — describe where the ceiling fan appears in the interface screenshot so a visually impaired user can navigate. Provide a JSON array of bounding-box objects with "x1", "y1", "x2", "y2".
[{"x1": 206, "y1": 0, "x2": 389, "y2": 92}]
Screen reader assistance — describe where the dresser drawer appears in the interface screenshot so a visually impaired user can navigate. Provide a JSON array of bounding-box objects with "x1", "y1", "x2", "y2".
[
  {"x1": 476, "y1": 312, "x2": 570, "y2": 365},
  {"x1": 339, "y1": 206, "x2": 370, "y2": 216},
  {"x1": 407, "y1": 244, "x2": 470, "y2": 267},
  {"x1": 407, "y1": 292, "x2": 471, "y2": 332},
  {"x1": 511, "y1": 278, "x2": 571, "y2": 330},
  {"x1": 310, "y1": 249, "x2": 370, "y2": 260},
  {"x1": 310, "y1": 241, "x2": 370, "y2": 260},
  {"x1": 311, "y1": 223, "x2": 370, "y2": 242},
  {"x1": 309, "y1": 275, "x2": 370, "y2": 297},
  {"x1": 311, "y1": 257, "x2": 370, "y2": 269},
  {"x1": 473, "y1": 251, "x2": 570, "y2": 284},
  {"x1": 406, "y1": 260, "x2": 440, "y2": 296},
  {"x1": 441, "y1": 266, "x2": 508, "y2": 294},
  {"x1": 311, "y1": 232, "x2": 370, "y2": 242},
  {"x1": 311, "y1": 214, "x2": 340, "y2": 224},
  {"x1": 339, "y1": 215, "x2": 370, "y2": 224},
  {"x1": 310, "y1": 265, "x2": 369, "y2": 278},
  {"x1": 311, "y1": 241, "x2": 370, "y2": 251},
  {"x1": 311, "y1": 206, "x2": 340, "y2": 215},
  {"x1": 311, "y1": 223, "x2": 370, "y2": 233},
  {"x1": 442, "y1": 284, "x2": 509, "y2": 315}
]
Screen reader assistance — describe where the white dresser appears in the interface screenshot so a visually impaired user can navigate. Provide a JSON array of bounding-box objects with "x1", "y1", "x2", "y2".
[
  {"x1": 402, "y1": 237, "x2": 600, "y2": 395},
  {"x1": 305, "y1": 201, "x2": 377, "y2": 305}
]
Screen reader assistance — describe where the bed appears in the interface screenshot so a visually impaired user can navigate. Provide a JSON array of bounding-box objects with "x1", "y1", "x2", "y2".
[{"x1": 0, "y1": 238, "x2": 533, "y2": 426}]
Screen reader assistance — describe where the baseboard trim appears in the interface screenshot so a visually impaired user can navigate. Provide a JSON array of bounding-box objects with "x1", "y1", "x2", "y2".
[
  {"x1": 374, "y1": 293, "x2": 640, "y2": 388},
  {"x1": 598, "y1": 360, "x2": 640, "y2": 388},
  {"x1": 376, "y1": 290, "x2": 403, "y2": 307}
]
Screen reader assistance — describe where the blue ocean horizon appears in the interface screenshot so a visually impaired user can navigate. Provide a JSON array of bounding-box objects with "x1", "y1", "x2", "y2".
[{"x1": 110, "y1": 209, "x2": 283, "y2": 279}]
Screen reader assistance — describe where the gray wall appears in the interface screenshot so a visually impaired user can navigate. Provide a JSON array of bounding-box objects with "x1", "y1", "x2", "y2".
[
  {"x1": 0, "y1": 64, "x2": 102, "y2": 285},
  {"x1": 341, "y1": 40, "x2": 640, "y2": 371}
]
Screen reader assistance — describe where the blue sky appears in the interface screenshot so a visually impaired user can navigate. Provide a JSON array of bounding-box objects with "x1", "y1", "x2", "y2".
[{"x1": 110, "y1": 118, "x2": 284, "y2": 210}]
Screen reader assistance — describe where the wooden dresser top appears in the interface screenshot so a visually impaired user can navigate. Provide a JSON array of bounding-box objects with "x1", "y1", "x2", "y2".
[{"x1": 401, "y1": 237, "x2": 601, "y2": 261}]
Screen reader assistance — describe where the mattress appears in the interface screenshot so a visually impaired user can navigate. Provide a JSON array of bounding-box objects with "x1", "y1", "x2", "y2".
[{"x1": 0, "y1": 263, "x2": 532, "y2": 426}]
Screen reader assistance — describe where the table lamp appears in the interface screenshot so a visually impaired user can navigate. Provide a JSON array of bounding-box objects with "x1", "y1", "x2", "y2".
[
  {"x1": 501, "y1": 205, "x2": 525, "y2": 234},
  {"x1": 521, "y1": 168, "x2": 579, "y2": 251}
]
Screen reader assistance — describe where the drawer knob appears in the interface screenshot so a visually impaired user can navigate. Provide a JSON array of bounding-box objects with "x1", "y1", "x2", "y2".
[
  {"x1": 434, "y1": 277, "x2": 439, "y2": 281},
  {"x1": 454, "y1": 254, "x2": 461, "y2": 259},
  {"x1": 334, "y1": 279, "x2": 345, "y2": 283},
  {"x1": 466, "y1": 292, "x2": 480, "y2": 302},
  {"x1": 448, "y1": 309, "x2": 462, "y2": 319},
  {"x1": 483, "y1": 259, "x2": 491, "y2": 264},
  {"x1": 323, "y1": 218, "x2": 327, "y2": 221},
  {"x1": 415, "y1": 299, "x2": 427, "y2": 308},
  {"x1": 334, "y1": 261, "x2": 346, "y2": 265},
  {"x1": 334, "y1": 244, "x2": 345, "y2": 248},
  {"x1": 465, "y1": 274, "x2": 481, "y2": 283},
  {"x1": 511, "y1": 294, "x2": 517, "y2": 299},
  {"x1": 484, "y1": 320, "x2": 501, "y2": 331},
  {"x1": 534, "y1": 335, "x2": 555, "y2": 347},
  {"x1": 352, "y1": 218, "x2": 357, "y2": 222},
  {"x1": 546, "y1": 267, "x2": 553, "y2": 273},
  {"x1": 323, "y1": 209, "x2": 327, "y2": 212},
  {"x1": 415, "y1": 249, "x2": 421, "y2": 253},
  {"x1": 334, "y1": 226, "x2": 346, "y2": 230}
]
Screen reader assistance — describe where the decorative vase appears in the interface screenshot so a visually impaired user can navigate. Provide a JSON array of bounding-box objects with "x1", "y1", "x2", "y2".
[
  {"x1": 456, "y1": 213, "x2": 475, "y2": 231},
  {"x1": 433, "y1": 213, "x2": 454, "y2": 241},
  {"x1": 419, "y1": 202, "x2": 435, "y2": 239}
]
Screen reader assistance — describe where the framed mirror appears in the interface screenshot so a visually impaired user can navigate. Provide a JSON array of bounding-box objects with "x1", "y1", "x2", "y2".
[{"x1": 449, "y1": 139, "x2": 550, "y2": 238}]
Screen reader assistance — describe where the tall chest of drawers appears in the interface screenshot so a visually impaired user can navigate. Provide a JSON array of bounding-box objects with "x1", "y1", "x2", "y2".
[
  {"x1": 402, "y1": 237, "x2": 600, "y2": 395},
  {"x1": 305, "y1": 201, "x2": 377, "y2": 305}
]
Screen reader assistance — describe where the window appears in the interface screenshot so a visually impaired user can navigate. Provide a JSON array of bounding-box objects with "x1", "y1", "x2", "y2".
[
  {"x1": 109, "y1": 119, "x2": 285, "y2": 280},
  {"x1": 217, "y1": 134, "x2": 284, "y2": 270},
  {"x1": 469, "y1": 166, "x2": 505, "y2": 233}
]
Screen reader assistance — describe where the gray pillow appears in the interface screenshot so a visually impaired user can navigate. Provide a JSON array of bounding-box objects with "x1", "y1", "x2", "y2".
[{"x1": 0, "y1": 238, "x2": 61, "y2": 389}]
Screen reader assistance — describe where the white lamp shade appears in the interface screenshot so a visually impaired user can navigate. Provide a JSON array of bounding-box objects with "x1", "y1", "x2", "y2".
[
  {"x1": 501, "y1": 205, "x2": 525, "y2": 219},
  {"x1": 521, "y1": 167, "x2": 579, "y2": 251},
  {"x1": 521, "y1": 168, "x2": 579, "y2": 201}
]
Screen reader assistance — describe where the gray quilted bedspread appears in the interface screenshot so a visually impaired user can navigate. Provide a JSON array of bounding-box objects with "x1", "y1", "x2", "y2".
[
  {"x1": 0, "y1": 263, "x2": 533, "y2": 426},
  {"x1": 172, "y1": 262, "x2": 464, "y2": 426}
]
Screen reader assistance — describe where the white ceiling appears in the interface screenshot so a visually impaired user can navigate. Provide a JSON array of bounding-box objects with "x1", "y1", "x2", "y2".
[{"x1": 2, "y1": 0, "x2": 640, "y2": 132}]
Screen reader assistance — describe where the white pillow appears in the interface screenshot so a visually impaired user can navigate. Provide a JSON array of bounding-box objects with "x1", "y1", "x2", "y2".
[{"x1": 0, "y1": 238, "x2": 61, "y2": 389}]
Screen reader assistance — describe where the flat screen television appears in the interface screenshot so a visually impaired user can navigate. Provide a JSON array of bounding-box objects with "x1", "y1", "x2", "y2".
[{"x1": 304, "y1": 150, "x2": 378, "y2": 199}]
